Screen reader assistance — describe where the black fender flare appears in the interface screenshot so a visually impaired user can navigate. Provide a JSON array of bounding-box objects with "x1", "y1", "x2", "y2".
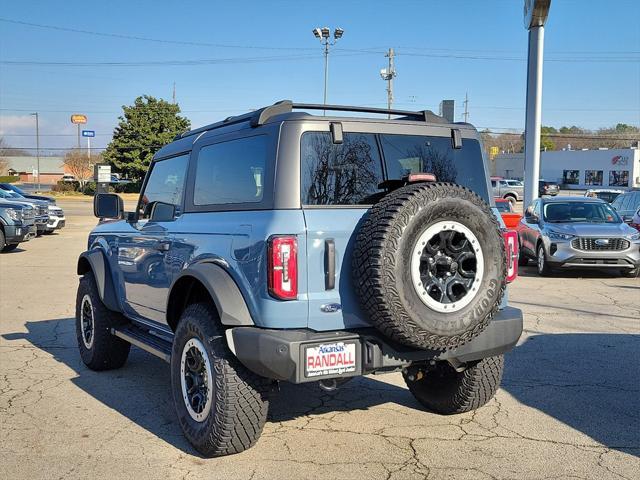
[
  {"x1": 77, "y1": 250, "x2": 121, "y2": 312},
  {"x1": 168, "y1": 262, "x2": 254, "y2": 327}
]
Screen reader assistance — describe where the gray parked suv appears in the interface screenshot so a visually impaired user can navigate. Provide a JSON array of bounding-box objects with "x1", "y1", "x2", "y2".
[
  {"x1": 518, "y1": 196, "x2": 640, "y2": 276},
  {"x1": 76, "y1": 101, "x2": 522, "y2": 456}
]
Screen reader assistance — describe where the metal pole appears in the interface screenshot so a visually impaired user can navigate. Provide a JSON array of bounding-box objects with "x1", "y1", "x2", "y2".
[
  {"x1": 387, "y1": 48, "x2": 395, "y2": 118},
  {"x1": 34, "y1": 113, "x2": 40, "y2": 192},
  {"x1": 523, "y1": 25, "x2": 545, "y2": 208},
  {"x1": 87, "y1": 136, "x2": 91, "y2": 159},
  {"x1": 323, "y1": 40, "x2": 329, "y2": 113},
  {"x1": 77, "y1": 124, "x2": 81, "y2": 149}
]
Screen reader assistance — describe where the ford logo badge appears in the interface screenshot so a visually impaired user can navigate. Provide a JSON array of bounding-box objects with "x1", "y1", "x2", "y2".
[
  {"x1": 594, "y1": 239, "x2": 609, "y2": 246},
  {"x1": 320, "y1": 303, "x2": 342, "y2": 313}
]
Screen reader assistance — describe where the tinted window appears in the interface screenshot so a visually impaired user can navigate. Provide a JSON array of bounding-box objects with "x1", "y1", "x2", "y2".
[
  {"x1": 301, "y1": 132, "x2": 383, "y2": 205},
  {"x1": 138, "y1": 154, "x2": 189, "y2": 220},
  {"x1": 380, "y1": 135, "x2": 489, "y2": 201},
  {"x1": 543, "y1": 202, "x2": 621, "y2": 223},
  {"x1": 194, "y1": 136, "x2": 267, "y2": 205}
]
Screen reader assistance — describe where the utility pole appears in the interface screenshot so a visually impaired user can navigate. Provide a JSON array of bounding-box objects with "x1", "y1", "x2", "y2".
[
  {"x1": 31, "y1": 113, "x2": 40, "y2": 192},
  {"x1": 463, "y1": 92, "x2": 469, "y2": 123},
  {"x1": 172, "y1": 82, "x2": 176, "y2": 104},
  {"x1": 379, "y1": 48, "x2": 397, "y2": 118}
]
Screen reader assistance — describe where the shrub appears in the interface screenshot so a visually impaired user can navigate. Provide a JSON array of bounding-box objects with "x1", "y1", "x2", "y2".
[
  {"x1": 113, "y1": 181, "x2": 141, "y2": 194},
  {"x1": 51, "y1": 181, "x2": 76, "y2": 192},
  {"x1": 0, "y1": 175, "x2": 19, "y2": 183}
]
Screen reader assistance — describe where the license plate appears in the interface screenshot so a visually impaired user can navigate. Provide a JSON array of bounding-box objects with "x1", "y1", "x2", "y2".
[{"x1": 305, "y1": 342, "x2": 357, "y2": 378}]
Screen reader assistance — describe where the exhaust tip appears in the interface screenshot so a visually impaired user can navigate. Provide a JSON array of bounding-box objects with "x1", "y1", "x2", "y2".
[{"x1": 318, "y1": 379, "x2": 338, "y2": 391}]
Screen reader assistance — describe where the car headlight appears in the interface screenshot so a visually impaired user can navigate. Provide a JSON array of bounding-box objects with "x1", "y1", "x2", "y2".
[
  {"x1": 5, "y1": 208, "x2": 22, "y2": 221},
  {"x1": 547, "y1": 230, "x2": 574, "y2": 241}
]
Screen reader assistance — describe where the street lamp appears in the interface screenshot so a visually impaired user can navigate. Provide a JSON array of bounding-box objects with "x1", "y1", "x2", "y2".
[
  {"x1": 311, "y1": 26, "x2": 344, "y2": 109},
  {"x1": 523, "y1": 0, "x2": 551, "y2": 208},
  {"x1": 30, "y1": 112, "x2": 40, "y2": 193}
]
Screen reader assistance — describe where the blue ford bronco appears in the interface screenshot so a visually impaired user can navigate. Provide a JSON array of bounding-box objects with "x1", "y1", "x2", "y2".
[{"x1": 76, "y1": 101, "x2": 522, "y2": 456}]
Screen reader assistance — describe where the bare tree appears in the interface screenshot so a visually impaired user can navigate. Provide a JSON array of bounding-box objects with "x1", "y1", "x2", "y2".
[
  {"x1": 0, "y1": 136, "x2": 31, "y2": 156},
  {"x1": 0, "y1": 157, "x2": 8, "y2": 175},
  {"x1": 63, "y1": 149, "x2": 99, "y2": 188}
]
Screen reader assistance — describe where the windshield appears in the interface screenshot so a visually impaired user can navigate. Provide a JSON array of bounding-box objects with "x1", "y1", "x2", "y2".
[
  {"x1": 495, "y1": 201, "x2": 512, "y2": 213},
  {"x1": 544, "y1": 202, "x2": 621, "y2": 223}
]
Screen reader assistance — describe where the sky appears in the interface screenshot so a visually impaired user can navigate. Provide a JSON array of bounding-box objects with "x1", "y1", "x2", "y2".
[{"x1": 0, "y1": 0, "x2": 639, "y2": 154}]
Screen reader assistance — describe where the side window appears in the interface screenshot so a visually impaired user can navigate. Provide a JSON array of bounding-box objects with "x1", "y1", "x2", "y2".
[
  {"x1": 301, "y1": 132, "x2": 383, "y2": 205},
  {"x1": 533, "y1": 200, "x2": 541, "y2": 218},
  {"x1": 491, "y1": 180, "x2": 497, "y2": 187},
  {"x1": 194, "y1": 136, "x2": 267, "y2": 206},
  {"x1": 138, "y1": 154, "x2": 189, "y2": 220}
]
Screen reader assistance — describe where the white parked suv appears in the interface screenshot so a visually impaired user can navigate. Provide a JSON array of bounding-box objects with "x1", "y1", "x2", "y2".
[{"x1": 45, "y1": 204, "x2": 65, "y2": 234}]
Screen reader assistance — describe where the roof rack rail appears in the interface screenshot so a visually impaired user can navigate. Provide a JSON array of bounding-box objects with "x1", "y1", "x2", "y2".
[{"x1": 176, "y1": 99, "x2": 447, "y2": 140}]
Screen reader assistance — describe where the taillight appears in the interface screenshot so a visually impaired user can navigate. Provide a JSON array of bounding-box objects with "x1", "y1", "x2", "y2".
[
  {"x1": 268, "y1": 236, "x2": 298, "y2": 300},
  {"x1": 503, "y1": 230, "x2": 518, "y2": 283}
]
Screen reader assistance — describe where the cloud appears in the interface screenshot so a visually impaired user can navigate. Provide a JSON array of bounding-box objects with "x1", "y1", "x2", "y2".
[{"x1": 0, "y1": 115, "x2": 42, "y2": 135}]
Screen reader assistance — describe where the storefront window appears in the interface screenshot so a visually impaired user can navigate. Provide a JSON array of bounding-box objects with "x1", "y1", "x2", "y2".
[
  {"x1": 562, "y1": 170, "x2": 580, "y2": 185},
  {"x1": 609, "y1": 170, "x2": 629, "y2": 187},
  {"x1": 585, "y1": 170, "x2": 603, "y2": 186}
]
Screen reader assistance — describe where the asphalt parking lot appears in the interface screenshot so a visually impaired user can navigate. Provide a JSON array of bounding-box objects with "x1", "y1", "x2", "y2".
[{"x1": 1, "y1": 199, "x2": 638, "y2": 480}]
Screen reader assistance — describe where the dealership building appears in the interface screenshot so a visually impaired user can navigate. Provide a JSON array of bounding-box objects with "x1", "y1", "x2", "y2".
[{"x1": 493, "y1": 147, "x2": 640, "y2": 189}]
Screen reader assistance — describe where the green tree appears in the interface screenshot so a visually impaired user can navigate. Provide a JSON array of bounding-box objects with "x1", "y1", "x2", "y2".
[{"x1": 103, "y1": 96, "x2": 190, "y2": 180}]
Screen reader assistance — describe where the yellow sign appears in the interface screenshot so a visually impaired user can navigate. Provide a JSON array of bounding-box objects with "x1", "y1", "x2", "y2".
[
  {"x1": 489, "y1": 146, "x2": 499, "y2": 159},
  {"x1": 70, "y1": 114, "x2": 88, "y2": 124}
]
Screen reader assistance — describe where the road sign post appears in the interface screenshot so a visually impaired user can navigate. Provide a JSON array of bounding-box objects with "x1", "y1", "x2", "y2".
[
  {"x1": 82, "y1": 130, "x2": 95, "y2": 159},
  {"x1": 71, "y1": 114, "x2": 88, "y2": 149},
  {"x1": 523, "y1": 0, "x2": 551, "y2": 209}
]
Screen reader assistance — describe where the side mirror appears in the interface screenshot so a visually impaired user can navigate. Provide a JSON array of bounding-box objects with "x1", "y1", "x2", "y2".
[
  {"x1": 149, "y1": 201, "x2": 176, "y2": 222},
  {"x1": 94, "y1": 193, "x2": 123, "y2": 219}
]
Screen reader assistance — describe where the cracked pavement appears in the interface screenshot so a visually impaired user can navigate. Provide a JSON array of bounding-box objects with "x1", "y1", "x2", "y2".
[{"x1": 1, "y1": 199, "x2": 639, "y2": 479}]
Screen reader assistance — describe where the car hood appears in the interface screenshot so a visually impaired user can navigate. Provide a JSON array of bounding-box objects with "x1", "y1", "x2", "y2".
[{"x1": 544, "y1": 222, "x2": 636, "y2": 237}]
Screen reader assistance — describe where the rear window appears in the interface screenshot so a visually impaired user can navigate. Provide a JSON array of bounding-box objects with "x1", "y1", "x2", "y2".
[{"x1": 301, "y1": 132, "x2": 488, "y2": 205}]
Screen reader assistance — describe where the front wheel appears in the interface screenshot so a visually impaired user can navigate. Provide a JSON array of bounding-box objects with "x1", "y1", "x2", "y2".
[
  {"x1": 75, "y1": 273, "x2": 131, "y2": 370},
  {"x1": 404, "y1": 355, "x2": 504, "y2": 414},
  {"x1": 2, "y1": 243, "x2": 19, "y2": 252},
  {"x1": 536, "y1": 244, "x2": 552, "y2": 276},
  {"x1": 171, "y1": 303, "x2": 270, "y2": 457},
  {"x1": 621, "y1": 267, "x2": 639, "y2": 278}
]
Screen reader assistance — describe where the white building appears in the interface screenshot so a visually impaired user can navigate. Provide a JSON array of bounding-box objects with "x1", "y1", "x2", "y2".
[{"x1": 493, "y1": 147, "x2": 640, "y2": 189}]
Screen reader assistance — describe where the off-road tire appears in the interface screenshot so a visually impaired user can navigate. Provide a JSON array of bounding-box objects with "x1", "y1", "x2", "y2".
[
  {"x1": 75, "y1": 273, "x2": 131, "y2": 370},
  {"x1": 0, "y1": 229, "x2": 5, "y2": 251},
  {"x1": 2, "y1": 243, "x2": 19, "y2": 252},
  {"x1": 171, "y1": 303, "x2": 270, "y2": 457},
  {"x1": 353, "y1": 182, "x2": 506, "y2": 350},
  {"x1": 404, "y1": 355, "x2": 504, "y2": 414}
]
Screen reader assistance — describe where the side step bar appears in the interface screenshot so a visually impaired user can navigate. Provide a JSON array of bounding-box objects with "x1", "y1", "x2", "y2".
[{"x1": 112, "y1": 325, "x2": 173, "y2": 363}]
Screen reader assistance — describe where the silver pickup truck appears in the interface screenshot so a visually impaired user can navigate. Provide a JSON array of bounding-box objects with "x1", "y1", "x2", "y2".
[{"x1": 491, "y1": 177, "x2": 523, "y2": 205}]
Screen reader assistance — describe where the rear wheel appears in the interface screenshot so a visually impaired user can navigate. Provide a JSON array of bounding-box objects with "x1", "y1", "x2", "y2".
[
  {"x1": 504, "y1": 195, "x2": 516, "y2": 207},
  {"x1": 75, "y1": 273, "x2": 131, "y2": 370},
  {"x1": 404, "y1": 355, "x2": 504, "y2": 414},
  {"x1": 0, "y1": 229, "x2": 5, "y2": 251},
  {"x1": 171, "y1": 303, "x2": 269, "y2": 457}
]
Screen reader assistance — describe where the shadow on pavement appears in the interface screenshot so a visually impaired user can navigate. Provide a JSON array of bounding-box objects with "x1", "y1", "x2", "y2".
[
  {"x1": 3, "y1": 319, "x2": 639, "y2": 457},
  {"x1": 516, "y1": 264, "x2": 629, "y2": 279}
]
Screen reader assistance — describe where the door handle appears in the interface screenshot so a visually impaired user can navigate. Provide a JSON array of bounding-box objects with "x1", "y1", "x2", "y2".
[
  {"x1": 155, "y1": 241, "x2": 171, "y2": 252},
  {"x1": 324, "y1": 239, "x2": 336, "y2": 290}
]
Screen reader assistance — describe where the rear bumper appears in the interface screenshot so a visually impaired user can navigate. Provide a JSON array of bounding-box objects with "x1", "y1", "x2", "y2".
[{"x1": 228, "y1": 306, "x2": 523, "y2": 383}]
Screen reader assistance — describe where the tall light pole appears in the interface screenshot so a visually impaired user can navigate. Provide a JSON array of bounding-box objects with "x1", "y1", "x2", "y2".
[
  {"x1": 312, "y1": 27, "x2": 344, "y2": 110},
  {"x1": 30, "y1": 112, "x2": 40, "y2": 192},
  {"x1": 523, "y1": 0, "x2": 551, "y2": 208},
  {"x1": 380, "y1": 48, "x2": 397, "y2": 118}
]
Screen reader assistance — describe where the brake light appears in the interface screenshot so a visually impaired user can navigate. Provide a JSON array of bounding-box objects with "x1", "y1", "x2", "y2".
[
  {"x1": 503, "y1": 230, "x2": 518, "y2": 283},
  {"x1": 268, "y1": 236, "x2": 298, "y2": 300}
]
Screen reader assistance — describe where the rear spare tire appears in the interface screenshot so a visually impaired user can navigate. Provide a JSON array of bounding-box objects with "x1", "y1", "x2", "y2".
[{"x1": 352, "y1": 182, "x2": 506, "y2": 350}]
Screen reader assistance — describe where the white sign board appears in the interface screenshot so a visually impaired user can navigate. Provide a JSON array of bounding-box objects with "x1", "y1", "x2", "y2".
[{"x1": 97, "y1": 165, "x2": 111, "y2": 183}]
